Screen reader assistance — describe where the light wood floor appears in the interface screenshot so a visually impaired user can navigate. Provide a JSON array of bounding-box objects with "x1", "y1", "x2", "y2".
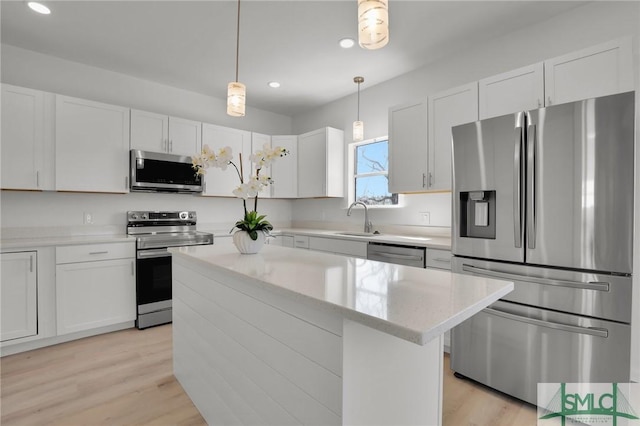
[{"x1": 1, "y1": 325, "x2": 536, "y2": 425}]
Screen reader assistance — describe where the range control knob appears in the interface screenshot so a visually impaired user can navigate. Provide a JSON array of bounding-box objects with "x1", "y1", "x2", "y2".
[
  {"x1": 141, "y1": 213, "x2": 148, "y2": 220},
  {"x1": 131, "y1": 213, "x2": 138, "y2": 220},
  {"x1": 189, "y1": 212, "x2": 195, "y2": 219}
]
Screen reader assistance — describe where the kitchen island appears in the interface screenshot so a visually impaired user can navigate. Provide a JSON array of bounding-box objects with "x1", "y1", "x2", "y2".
[{"x1": 170, "y1": 244, "x2": 513, "y2": 426}]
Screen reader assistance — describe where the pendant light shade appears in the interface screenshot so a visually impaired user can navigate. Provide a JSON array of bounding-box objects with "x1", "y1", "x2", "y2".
[
  {"x1": 227, "y1": 0, "x2": 246, "y2": 117},
  {"x1": 227, "y1": 82, "x2": 246, "y2": 117},
  {"x1": 353, "y1": 76, "x2": 364, "y2": 142},
  {"x1": 358, "y1": 0, "x2": 389, "y2": 50},
  {"x1": 353, "y1": 121, "x2": 364, "y2": 142}
]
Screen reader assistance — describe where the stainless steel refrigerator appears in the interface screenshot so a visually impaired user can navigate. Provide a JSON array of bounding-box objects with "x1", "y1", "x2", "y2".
[{"x1": 450, "y1": 91, "x2": 635, "y2": 405}]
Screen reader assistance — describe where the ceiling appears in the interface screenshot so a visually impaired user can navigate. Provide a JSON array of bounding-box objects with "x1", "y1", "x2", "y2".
[{"x1": 1, "y1": 1, "x2": 587, "y2": 116}]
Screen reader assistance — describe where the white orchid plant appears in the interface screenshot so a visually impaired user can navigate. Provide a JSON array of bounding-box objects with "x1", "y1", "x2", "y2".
[{"x1": 192, "y1": 143, "x2": 289, "y2": 240}]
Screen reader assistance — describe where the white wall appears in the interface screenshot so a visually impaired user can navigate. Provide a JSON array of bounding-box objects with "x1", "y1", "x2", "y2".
[
  {"x1": 1, "y1": 44, "x2": 292, "y2": 135},
  {"x1": 291, "y1": 1, "x2": 640, "y2": 382},
  {"x1": 0, "y1": 191, "x2": 292, "y2": 235}
]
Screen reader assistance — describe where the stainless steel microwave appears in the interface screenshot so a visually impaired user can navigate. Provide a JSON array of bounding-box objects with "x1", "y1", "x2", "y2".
[{"x1": 130, "y1": 150, "x2": 202, "y2": 194}]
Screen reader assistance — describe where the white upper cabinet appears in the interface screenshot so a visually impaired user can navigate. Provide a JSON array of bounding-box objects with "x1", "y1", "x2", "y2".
[
  {"x1": 1, "y1": 84, "x2": 54, "y2": 190},
  {"x1": 1, "y1": 251, "x2": 38, "y2": 342},
  {"x1": 270, "y1": 135, "x2": 298, "y2": 199},
  {"x1": 297, "y1": 127, "x2": 344, "y2": 198},
  {"x1": 130, "y1": 109, "x2": 201, "y2": 156},
  {"x1": 251, "y1": 132, "x2": 272, "y2": 199},
  {"x1": 479, "y1": 63, "x2": 544, "y2": 119},
  {"x1": 130, "y1": 109, "x2": 169, "y2": 153},
  {"x1": 388, "y1": 99, "x2": 428, "y2": 193},
  {"x1": 428, "y1": 82, "x2": 479, "y2": 191},
  {"x1": 168, "y1": 117, "x2": 202, "y2": 156},
  {"x1": 545, "y1": 37, "x2": 633, "y2": 106},
  {"x1": 55, "y1": 95, "x2": 130, "y2": 193},
  {"x1": 201, "y1": 123, "x2": 251, "y2": 197}
]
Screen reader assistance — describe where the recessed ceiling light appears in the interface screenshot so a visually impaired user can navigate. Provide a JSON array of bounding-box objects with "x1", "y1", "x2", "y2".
[
  {"x1": 339, "y1": 38, "x2": 355, "y2": 49},
  {"x1": 27, "y1": 2, "x2": 51, "y2": 14},
  {"x1": 268, "y1": 81, "x2": 281, "y2": 89}
]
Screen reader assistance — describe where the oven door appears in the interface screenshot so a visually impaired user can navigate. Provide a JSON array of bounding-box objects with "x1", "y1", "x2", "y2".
[{"x1": 136, "y1": 248, "x2": 172, "y2": 328}]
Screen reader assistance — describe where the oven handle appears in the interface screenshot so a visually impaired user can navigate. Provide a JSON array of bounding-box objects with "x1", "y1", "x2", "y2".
[
  {"x1": 461, "y1": 264, "x2": 610, "y2": 292},
  {"x1": 483, "y1": 307, "x2": 609, "y2": 338},
  {"x1": 137, "y1": 248, "x2": 171, "y2": 259}
]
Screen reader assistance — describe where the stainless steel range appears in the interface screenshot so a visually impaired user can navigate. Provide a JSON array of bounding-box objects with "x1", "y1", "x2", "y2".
[{"x1": 127, "y1": 211, "x2": 213, "y2": 329}]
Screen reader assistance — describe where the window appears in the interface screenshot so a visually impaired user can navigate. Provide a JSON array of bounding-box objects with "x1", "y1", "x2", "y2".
[{"x1": 351, "y1": 138, "x2": 398, "y2": 206}]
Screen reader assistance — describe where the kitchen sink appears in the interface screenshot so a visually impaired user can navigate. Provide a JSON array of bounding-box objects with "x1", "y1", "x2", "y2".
[{"x1": 333, "y1": 231, "x2": 383, "y2": 237}]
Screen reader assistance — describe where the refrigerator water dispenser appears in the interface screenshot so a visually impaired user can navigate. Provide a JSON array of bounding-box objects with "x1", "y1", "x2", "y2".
[{"x1": 459, "y1": 190, "x2": 496, "y2": 239}]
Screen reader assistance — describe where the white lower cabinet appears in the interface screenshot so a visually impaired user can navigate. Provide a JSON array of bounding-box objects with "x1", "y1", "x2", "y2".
[
  {"x1": 55, "y1": 242, "x2": 135, "y2": 335},
  {"x1": 269, "y1": 234, "x2": 294, "y2": 247},
  {"x1": 1, "y1": 251, "x2": 38, "y2": 342}
]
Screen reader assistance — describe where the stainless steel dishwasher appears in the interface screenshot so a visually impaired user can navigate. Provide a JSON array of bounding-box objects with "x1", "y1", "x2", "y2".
[{"x1": 367, "y1": 242, "x2": 426, "y2": 268}]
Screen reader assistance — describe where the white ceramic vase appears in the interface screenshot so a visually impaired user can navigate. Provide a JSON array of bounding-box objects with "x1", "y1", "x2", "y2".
[{"x1": 232, "y1": 230, "x2": 266, "y2": 254}]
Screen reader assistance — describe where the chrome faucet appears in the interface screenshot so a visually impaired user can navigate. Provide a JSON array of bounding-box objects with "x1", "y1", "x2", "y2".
[{"x1": 347, "y1": 201, "x2": 373, "y2": 233}]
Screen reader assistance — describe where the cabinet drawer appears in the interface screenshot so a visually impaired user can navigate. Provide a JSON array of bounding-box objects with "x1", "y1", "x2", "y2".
[
  {"x1": 425, "y1": 248, "x2": 452, "y2": 270},
  {"x1": 56, "y1": 242, "x2": 135, "y2": 264},
  {"x1": 293, "y1": 235, "x2": 309, "y2": 249}
]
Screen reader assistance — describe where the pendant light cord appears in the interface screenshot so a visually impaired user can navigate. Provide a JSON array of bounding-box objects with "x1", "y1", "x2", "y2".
[{"x1": 235, "y1": 0, "x2": 240, "y2": 82}]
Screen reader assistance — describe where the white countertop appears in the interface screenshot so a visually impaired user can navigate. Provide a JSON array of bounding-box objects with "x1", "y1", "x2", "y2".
[
  {"x1": 0, "y1": 234, "x2": 134, "y2": 250},
  {"x1": 170, "y1": 244, "x2": 512, "y2": 345}
]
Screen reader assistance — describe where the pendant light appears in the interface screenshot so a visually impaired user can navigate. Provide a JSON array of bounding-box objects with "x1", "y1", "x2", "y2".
[
  {"x1": 358, "y1": 0, "x2": 389, "y2": 50},
  {"x1": 353, "y1": 76, "x2": 364, "y2": 142},
  {"x1": 227, "y1": 0, "x2": 245, "y2": 117}
]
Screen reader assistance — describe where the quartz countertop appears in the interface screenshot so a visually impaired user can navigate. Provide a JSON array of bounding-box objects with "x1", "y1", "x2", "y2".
[{"x1": 170, "y1": 244, "x2": 512, "y2": 345}]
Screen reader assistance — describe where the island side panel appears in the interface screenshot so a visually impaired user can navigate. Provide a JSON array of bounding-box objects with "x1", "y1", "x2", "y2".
[
  {"x1": 343, "y1": 319, "x2": 444, "y2": 426},
  {"x1": 172, "y1": 258, "x2": 343, "y2": 426}
]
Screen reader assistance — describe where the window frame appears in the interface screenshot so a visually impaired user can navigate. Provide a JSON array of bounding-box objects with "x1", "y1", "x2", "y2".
[{"x1": 347, "y1": 135, "x2": 401, "y2": 208}]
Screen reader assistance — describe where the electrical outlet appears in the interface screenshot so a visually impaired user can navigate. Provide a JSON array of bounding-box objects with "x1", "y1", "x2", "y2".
[
  {"x1": 419, "y1": 211, "x2": 431, "y2": 224},
  {"x1": 83, "y1": 212, "x2": 93, "y2": 224}
]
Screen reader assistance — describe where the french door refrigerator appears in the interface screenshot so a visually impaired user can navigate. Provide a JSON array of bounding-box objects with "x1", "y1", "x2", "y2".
[{"x1": 450, "y1": 91, "x2": 635, "y2": 405}]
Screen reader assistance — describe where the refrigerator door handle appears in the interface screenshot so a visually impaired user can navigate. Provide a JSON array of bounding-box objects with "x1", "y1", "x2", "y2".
[
  {"x1": 461, "y1": 264, "x2": 610, "y2": 292},
  {"x1": 514, "y1": 114, "x2": 524, "y2": 248},
  {"x1": 483, "y1": 307, "x2": 609, "y2": 338},
  {"x1": 527, "y1": 121, "x2": 537, "y2": 249}
]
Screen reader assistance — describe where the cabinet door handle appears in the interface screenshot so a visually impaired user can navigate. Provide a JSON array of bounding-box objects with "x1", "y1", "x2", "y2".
[
  {"x1": 125, "y1": 176, "x2": 129, "y2": 190},
  {"x1": 131, "y1": 261, "x2": 135, "y2": 276},
  {"x1": 36, "y1": 171, "x2": 40, "y2": 188},
  {"x1": 89, "y1": 251, "x2": 109, "y2": 255},
  {"x1": 422, "y1": 173, "x2": 426, "y2": 188},
  {"x1": 169, "y1": 140, "x2": 173, "y2": 152},
  {"x1": 29, "y1": 255, "x2": 34, "y2": 273},
  {"x1": 428, "y1": 172, "x2": 433, "y2": 188},
  {"x1": 547, "y1": 96, "x2": 552, "y2": 105},
  {"x1": 537, "y1": 99, "x2": 542, "y2": 108}
]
